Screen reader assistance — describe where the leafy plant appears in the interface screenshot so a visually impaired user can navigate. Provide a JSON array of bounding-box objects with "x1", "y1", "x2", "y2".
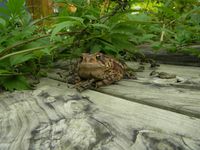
[
  {"x1": 0, "y1": 0, "x2": 53, "y2": 91},
  {"x1": 50, "y1": 0, "x2": 150, "y2": 58},
  {"x1": 149, "y1": 0, "x2": 200, "y2": 53}
]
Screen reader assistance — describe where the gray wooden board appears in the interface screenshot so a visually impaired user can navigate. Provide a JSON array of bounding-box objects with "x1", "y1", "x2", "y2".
[
  {"x1": 98, "y1": 79, "x2": 200, "y2": 118},
  {"x1": 0, "y1": 78, "x2": 200, "y2": 150},
  {"x1": 95, "y1": 63, "x2": 200, "y2": 117},
  {"x1": 47, "y1": 63, "x2": 200, "y2": 120},
  {"x1": 138, "y1": 44, "x2": 200, "y2": 66},
  {"x1": 83, "y1": 90, "x2": 200, "y2": 150},
  {"x1": 126, "y1": 62, "x2": 200, "y2": 79},
  {"x1": 47, "y1": 61, "x2": 200, "y2": 90}
]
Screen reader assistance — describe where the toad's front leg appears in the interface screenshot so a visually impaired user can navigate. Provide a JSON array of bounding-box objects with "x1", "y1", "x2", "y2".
[{"x1": 75, "y1": 79, "x2": 96, "y2": 91}]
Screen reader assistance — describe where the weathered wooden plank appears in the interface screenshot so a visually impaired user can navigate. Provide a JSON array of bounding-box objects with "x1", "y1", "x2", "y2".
[
  {"x1": 47, "y1": 62, "x2": 200, "y2": 116},
  {"x1": 126, "y1": 62, "x2": 200, "y2": 79},
  {"x1": 99, "y1": 63, "x2": 200, "y2": 117},
  {"x1": 0, "y1": 78, "x2": 199, "y2": 150},
  {"x1": 83, "y1": 90, "x2": 200, "y2": 150},
  {"x1": 98, "y1": 79, "x2": 200, "y2": 117},
  {"x1": 47, "y1": 61, "x2": 200, "y2": 116},
  {"x1": 138, "y1": 44, "x2": 200, "y2": 66}
]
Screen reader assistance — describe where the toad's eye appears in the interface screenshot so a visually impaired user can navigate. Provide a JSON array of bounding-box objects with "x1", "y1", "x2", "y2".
[{"x1": 96, "y1": 54, "x2": 101, "y2": 60}]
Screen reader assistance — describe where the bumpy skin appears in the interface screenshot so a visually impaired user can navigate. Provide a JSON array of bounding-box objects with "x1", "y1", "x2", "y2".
[
  {"x1": 77, "y1": 52, "x2": 125, "y2": 87},
  {"x1": 68, "y1": 52, "x2": 136, "y2": 91}
]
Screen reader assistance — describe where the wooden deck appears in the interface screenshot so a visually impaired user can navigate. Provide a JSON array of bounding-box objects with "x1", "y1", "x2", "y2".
[{"x1": 0, "y1": 63, "x2": 200, "y2": 150}]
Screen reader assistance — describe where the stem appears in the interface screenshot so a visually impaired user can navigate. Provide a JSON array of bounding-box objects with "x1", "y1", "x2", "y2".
[
  {"x1": 0, "y1": 73, "x2": 29, "y2": 76},
  {"x1": 30, "y1": 14, "x2": 57, "y2": 25},
  {"x1": 0, "y1": 46, "x2": 51, "y2": 61},
  {"x1": 0, "y1": 31, "x2": 81, "y2": 57},
  {"x1": 160, "y1": 24, "x2": 165, "y2": 42}
]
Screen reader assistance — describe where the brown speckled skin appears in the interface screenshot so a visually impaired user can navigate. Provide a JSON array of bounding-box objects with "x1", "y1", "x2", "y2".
[{"x1": 77, "y1": 52, "x2": 125, "y2": 87}]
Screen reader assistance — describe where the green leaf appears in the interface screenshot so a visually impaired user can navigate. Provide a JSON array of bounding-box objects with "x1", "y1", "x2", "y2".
[
  {"x1": 10, "y1": 53, "x2": 34, "y2": 66},
  {"x1": 90, "y1": 23, "x2": 110, "y2": 30},
  {"x1": 111, "y1": 33, "x2": 134, "y2": 50},
  {"x1": 90, "y1": 44, "x2": 102, "y2": 53},
  {"x1": 127, "y1": 13, "x2": 152, "y2": 22},
  {"x1": 51, "y1": 21, "x2": 80, "y2": 40},
  {"x1": 67, "y1": 16, "x2": 84, "y2": 24},
  {"x1": 0, "y1": 76, "x2": 30, "y2": 91},
  {"x1": 110, "y1": 22, "x2": 135, "y2": 35},
  {"x1": 56, "y1": 16, "x2": 84, "y2": 24},
  {"x1": 40, "y1": 47, "x2": 53, "y2": 55},
  {"x1": 0, "y1": 58, "x2": 10, "y2": 69},
  {"x1": 0, "y1": 7, "x2": 10, "y2": 19},
  {"x1": 0, "y1": 69, "x2": 12, "y2": 75},
  {"x1": 84, "y1": 15, "x2": 97, "y2": 20},
  {"x1": 0, "y1": 18, "x2": 6, "y2": 28},
  {"x1": 0, "y1": 47, "x2": 4, "y2": 53},
  {"x1": 137, "y1": 34, "x2": 156, "y2": 43},
  {"x1": 6, "y1": 0, "x2": 25, "y2": 16}
]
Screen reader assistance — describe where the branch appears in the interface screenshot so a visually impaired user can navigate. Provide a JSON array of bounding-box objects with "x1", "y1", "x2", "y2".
[
  {"x1": 0, "y1": 46, "x2": 51, "y2": 61},
  {"x1": 160, "y1": 24, "x2": 165, "y2": 42},
  {"x1": 0, "y1": 31, "x2": 82, "y2": 57}
]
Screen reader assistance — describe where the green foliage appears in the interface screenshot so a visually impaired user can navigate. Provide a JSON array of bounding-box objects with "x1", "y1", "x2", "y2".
[
  {"x1": 51, "y1": 0, "x2": 198, "y2": 58},
  {"x1": 51, "y1": 0, "x2": 142, "y2": 57},
  {"x1": 0, "y1": 76, "x2": 30, "y2": 91},
  {"x1": 0, "y1": 0, "x2": 53, "y2": 91},
  {"x1": 50, "y1": 0, "x2": 200, "y2": 59},
  {"x1": 132, "y1": 1, "x2": 200, "y2": 45}
]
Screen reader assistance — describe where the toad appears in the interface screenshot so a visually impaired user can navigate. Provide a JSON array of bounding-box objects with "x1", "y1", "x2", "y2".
[{"x1": 68, "y1": 52, "x2": 136, "y2": 91}]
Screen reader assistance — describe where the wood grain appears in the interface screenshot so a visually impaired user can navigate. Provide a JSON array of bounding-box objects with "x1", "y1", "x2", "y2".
[
  {"x1": 98, "y1": 63, "x2": 200, "y2": 117},
  {"x1": 0, "y1": 78, "x2": 199, "y2": 150},
  {"x1": 98, "y1": 79, "x2": 200, "y2": 117}
]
